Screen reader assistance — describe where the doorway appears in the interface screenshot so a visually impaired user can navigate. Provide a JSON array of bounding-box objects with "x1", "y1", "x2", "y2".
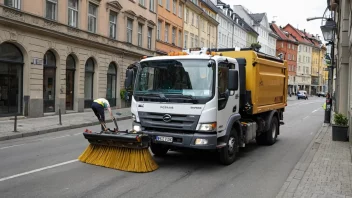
[
  {"x1": 106, "y1": 62, "x2": 117, "y2": 107},
  {"x1": 66, "y1": 55, "x2": 75, "y2": 110},
  {"x1": 0, "y1": 43, "x2": 23, "y2": 116},
  {"x1": 43, "y1": 50, "x2": 56, "y2": 112}
]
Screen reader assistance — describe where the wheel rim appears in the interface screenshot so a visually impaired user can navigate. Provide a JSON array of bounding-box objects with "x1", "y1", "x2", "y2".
[
  {"x1": 272, "y1": 122, "x2": 277, "y2": 139},
  {"x1": 228, "y1": 137, "x2": 235, "y2": 155}
]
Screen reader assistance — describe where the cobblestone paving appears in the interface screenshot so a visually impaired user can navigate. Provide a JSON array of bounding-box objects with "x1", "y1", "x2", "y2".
[{"x1": 276, "y1": 125, "x2": 352, "y2": 198}]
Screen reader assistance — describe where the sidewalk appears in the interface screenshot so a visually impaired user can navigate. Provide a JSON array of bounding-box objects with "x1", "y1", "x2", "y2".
[
  {"x1": 0, "y1": 108, "x2": 132, "y2": 141},
  {"x1": 276, "y1": 125, "x2": 352, "y2": 198}
]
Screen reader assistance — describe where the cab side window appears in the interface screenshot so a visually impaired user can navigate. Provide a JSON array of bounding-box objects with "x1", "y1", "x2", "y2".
[{"x1": 218, "y1": 62, "x2": 229, "y2": 110}]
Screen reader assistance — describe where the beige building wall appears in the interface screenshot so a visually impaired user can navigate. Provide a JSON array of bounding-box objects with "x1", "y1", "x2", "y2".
[{"x1": 0, "y1": 0, "x2": 157, "y2": 118}]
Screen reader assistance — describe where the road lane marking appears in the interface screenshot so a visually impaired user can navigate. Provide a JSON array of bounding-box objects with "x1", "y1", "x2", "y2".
[
  {"x1": 0, "y1": 159, "x2": 78, "y2": 182},
  {"x1": 0, "y1": 144, "x2": 26, "y2": 150},
  {"x1": 303, "y1": 116, "x2": 309, "y2": 120},
  {"x1": 312, "y1": 108, "x2": 321, "y2": 113}
]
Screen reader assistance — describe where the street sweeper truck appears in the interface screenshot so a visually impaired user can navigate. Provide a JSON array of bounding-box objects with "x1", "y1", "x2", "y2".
[{"x1": 127, "y1": 47, "x2": 288, "y2": 165}]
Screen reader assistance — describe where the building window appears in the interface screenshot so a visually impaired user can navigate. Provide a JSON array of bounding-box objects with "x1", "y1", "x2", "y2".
[
  {"x1": 165, "y1": 23, "x2": 169, "y2": 42},
  {"x1": 172, "y1": 27, "x2": 176, "y2": 44},
  {"x1": 149, "y1": 0, "x2": 155, "y2": 12},
  {"x1": 184, "y1": 31, "x2": 188, "y2": 48},
  {"x1": 178, "y1": 30, "x2": 182, "y2": 47},
  {"x1": 46, "y1": 0, "x2": 57, "y2": 20},
  {"x1": 190, "y1": 33, "x2": 194, "y2": 47},
  {"x1": 127, "y1": 18, "x2": 133, "y2": 43},
  {"x1": 158, "y1": 0, "x2": 162, "y2": 6},
  {"x1": 179, "y1": 3, "x2": 183, "y2": 18},
  {"x1": 195, "y1": 37, "x2": 198, "y2": 47},
  {"x1": 4, "y1": 0, "x2": 21, "y2": 9},
  {"x1": 157, "y1": 20, "x2": 161, "y2": 40},
  {"x1": 43, "y1": 50, "x2": 56, "y2": 113},
  {"x1": 138, "y1": 23, "x2": 143, "y2": 47},
  {"x1": 147, "y1": 28, "x2": 152, "y2": 49},
  {"x1": 68, "y1": 0, "x2": 78, "y2": 27},
  {"x1": 185, "y1": 9, "x2": 189, "y2": 23},
  {"x1": 166, "y1": 0, "x2": 170, "y2": 10},
  {"x1": 192, "y1": 12, "x2": 194, "y2": 26},
  {"x1": 84, "y1": 58, "x2": 95, "y2": 108},
  {"x1": 292, "y1": 55, "x2": 295, "y2": 61},
  {"x1": 173, "y1": 0, "x2": 177, "y2": 14},
  {"x1": 139, "y1": 0, "x2": 145, "y2": 6},
  {"x1": 88, "y1": 3, "x2": 98, "y2": 33},
  {"x1": 109, "y1": 11, "x2": 117, "y2": 39}
]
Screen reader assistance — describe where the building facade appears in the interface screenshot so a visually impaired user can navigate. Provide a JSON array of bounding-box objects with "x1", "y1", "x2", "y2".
[
  {"x1": 284, "y1": 24, "x2": 313, "y2": 94},
  {"x1": 320, "y1": 45, "x2": 328, "y2": 92},
  {"x1": 0, "y1": 0, "x2": 156, "y2": 117},
  {"x1": 233, "y1": 5, "x2": 276, "y2": 56},
  {"x1": 270, "y1": 23, "x2": 298, "y2": 94},
  {"x1": 214, "y1": 1, "x2": 234, "y2": 48},
  {"x1": 183, "y1": 0, "x2": 218, "y2": 49},
  {"x1": 156, "y1": 0, "x2": 184, "y2": 55},
  {"x1": 199, "y1": 0, "x2": 218, "y2": 48}
]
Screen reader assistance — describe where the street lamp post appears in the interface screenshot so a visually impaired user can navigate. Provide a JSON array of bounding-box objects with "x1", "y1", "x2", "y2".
[{"x1": 320, "y1": 18, "x2": 336, "y2": 124}]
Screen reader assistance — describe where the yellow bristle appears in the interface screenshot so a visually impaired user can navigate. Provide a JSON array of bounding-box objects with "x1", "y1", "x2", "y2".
[{"x1": 78, "y1": 144, "x2": 158, "y2": 173}]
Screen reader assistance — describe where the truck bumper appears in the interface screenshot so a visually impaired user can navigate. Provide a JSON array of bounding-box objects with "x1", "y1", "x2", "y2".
[{"x1": 142, "y1": 129, "x2": 218, "y2": 150}]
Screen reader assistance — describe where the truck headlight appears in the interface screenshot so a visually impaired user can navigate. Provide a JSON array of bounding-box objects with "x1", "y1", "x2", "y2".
[
  {"x1": 132, "y1": 114, "x2": 136, "y2": 121},
  {"x1": 198, "y1": 122, "x2": 217, "y2": 131},
  {"x1": 133, "y1": 125, "x2": 142, "y2": 132}
]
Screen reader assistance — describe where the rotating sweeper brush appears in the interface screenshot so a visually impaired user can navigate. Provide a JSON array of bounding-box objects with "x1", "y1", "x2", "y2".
[{"x1": 78, "y1": 116, "x2": 158, "y2": 173}]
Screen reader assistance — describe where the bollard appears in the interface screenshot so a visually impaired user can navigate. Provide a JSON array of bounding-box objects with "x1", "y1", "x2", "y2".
[
  {"x1": 13, "y1": 115, "x2": 18, "y2": 132},
  {"x1": 59, "y1": 108, "x2": 62, "y2": 125}
]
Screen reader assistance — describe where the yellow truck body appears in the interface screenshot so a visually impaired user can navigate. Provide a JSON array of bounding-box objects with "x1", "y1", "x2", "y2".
[{"x1": 220, "y1": 50, "x2": 288, "y2": 115}]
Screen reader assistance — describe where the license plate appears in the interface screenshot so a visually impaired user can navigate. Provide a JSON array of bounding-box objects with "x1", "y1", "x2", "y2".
[{"x1": 156, "y1": 136, "x2": 173, "y2": 143}]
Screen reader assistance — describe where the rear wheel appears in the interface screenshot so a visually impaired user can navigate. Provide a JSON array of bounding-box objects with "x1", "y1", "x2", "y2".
[
  {"x1": 256, "y1": 116, "x2": 278, "y2": 145},
  {"x1": 219, "y1": 128, "x2": 238, "y2": 165},
  {"x1": 150, "y1": 143, "x2": 169, "y2": 156}
]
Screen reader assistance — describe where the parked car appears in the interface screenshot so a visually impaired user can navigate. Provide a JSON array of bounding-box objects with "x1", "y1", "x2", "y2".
[
  {"x1": 297, "y1": 91, "x2": 308, "y2": 100},
  {"x1": 317, "y1": 92, "x2": 326, "y2": 97}
]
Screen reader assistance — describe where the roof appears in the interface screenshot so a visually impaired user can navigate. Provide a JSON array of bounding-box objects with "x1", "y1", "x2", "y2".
[
  {"x1": 140, "y1": 54, "x2": 221, "y2": 62},
  {"x1": 200, "y1": 0, "x2": 219, "y2": 14},
  {"x1": 283, "y1": 24, "x2": 314, "y2": 45},
  {"x1": 270, "y1": 23, "x2": 298, "y2": 43},
  {"x1": 232, "y1": 12, "x2": 258, "y2": 35},
  {"x1": 250, "y1": 13, "x2": 265, "y2": 24}
]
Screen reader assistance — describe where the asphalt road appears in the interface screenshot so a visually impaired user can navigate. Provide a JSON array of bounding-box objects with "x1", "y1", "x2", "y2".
[{"x1": 0, "y1": 97, "x2": 325, "y2": 198}]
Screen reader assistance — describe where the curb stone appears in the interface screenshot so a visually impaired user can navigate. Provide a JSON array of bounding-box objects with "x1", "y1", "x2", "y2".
[
  {"x1": 0, "y1": 116, "x2": 132, "y2": 142},
  {"x1": 276, "y1": 124, "x2": 329, "y2": 198}
]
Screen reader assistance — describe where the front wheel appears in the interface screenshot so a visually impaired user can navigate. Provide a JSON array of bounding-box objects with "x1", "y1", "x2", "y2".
[{"x1": 219, "y1": 128, "x2": 238, "y2": 165}]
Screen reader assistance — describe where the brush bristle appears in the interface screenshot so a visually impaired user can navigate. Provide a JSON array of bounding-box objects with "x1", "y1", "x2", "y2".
[{"x1": 78, "y1": 144, "x2": 158, "y2": 173}]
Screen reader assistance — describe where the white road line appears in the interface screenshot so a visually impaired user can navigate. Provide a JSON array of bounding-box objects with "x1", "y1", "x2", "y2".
[
  {"x1": 0, "y1": 144, "x2": 26, "y2": 150},
  {"x1": 0, "y1": 159, "x2": 78, "y2": 182},
  {"x1": 312, "y1": 108, "x2": 321, "y2": 113},
  {"x1": 303, "y1": 116, "x2": 309, "y2": 120}
]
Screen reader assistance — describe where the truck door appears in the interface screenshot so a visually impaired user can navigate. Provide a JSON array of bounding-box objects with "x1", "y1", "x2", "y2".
[{"x1": 217, "y1": 61, "x2": 239, "y2": 136}]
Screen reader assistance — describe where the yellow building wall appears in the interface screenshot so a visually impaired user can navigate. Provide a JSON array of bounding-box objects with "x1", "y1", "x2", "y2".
[
  {"x1": 311, "y1": 47, "x2": 320, "y2": 77},
  {"x1": 183, "y1": 6, "x2": 200, "y2": 48},
  {"x1": 200, "y1": 3, "x2": 217, "y2": 48}
]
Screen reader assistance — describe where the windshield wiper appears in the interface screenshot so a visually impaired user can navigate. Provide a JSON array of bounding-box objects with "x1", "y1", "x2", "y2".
[
  {"x1": 137, "y1": 92, "x2": 169, "y2": 101},
  {"x1": 168, "y1": 94, "x2": 198, "y2": 104}
]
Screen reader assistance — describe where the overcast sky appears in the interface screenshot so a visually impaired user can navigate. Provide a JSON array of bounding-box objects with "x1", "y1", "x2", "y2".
[{"x1": 220, "y1": 0, "x2": 329, "y2": 42}]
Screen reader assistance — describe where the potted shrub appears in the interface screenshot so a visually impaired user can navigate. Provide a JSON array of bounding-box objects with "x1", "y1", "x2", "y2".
[{"x1": 332, "y1": 113, "x2": 349, "y2": 141}]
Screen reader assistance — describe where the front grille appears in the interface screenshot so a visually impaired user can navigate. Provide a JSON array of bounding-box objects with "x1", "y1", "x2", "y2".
[{"x1": 138, "y1": 112, "x2": 200, "y2": 131}]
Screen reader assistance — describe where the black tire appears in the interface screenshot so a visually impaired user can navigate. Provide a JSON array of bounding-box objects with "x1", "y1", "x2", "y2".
[
  {"x1": 150, "y1": 142, "x2": 169, "y2": 156},
  {"x1": 219, "y1": 128, "x2": 238, "y2": 165},
  {"x1": 256, "y1": 116, "x2": 278, "y2": 146}
]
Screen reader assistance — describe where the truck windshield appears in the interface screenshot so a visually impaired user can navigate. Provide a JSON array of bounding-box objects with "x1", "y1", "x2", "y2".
[{"x1": 134, "y1": 59, "x2": 215, "y2": 104}]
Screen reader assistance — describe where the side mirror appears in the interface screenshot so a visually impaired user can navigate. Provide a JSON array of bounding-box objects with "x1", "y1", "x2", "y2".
[
  {"x1": 228, "y1": 69, "x2": 238, "y2": 91},
  {"x1": 124, "y1": 69, "x2": 134, "y2": 89}
]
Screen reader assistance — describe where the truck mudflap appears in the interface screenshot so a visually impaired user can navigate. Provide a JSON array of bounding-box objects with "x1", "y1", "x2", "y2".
[
  {"x1": 142, "y1": 130, "x2": 218, "y2": 150},
  {"x1": 83, "y1": 130, "x2": 150, "y2": 149}
]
